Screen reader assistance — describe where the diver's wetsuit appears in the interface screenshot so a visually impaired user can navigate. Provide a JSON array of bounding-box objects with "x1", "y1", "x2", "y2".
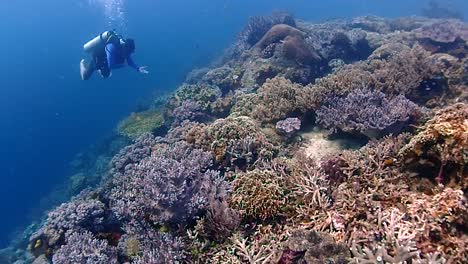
[{"x1": 94, "y1": 42, "x2": 140, "y2": 78}]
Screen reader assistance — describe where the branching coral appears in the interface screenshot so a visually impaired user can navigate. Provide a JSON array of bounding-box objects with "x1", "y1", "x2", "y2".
[
  {"x1": 29, "y1": 191, "x2": 109, "y2": 256},
  {"x1": 399, "y1": 103, "x2": 468, "y2": 186},
  {"x1": 117, "y1": 110, "x2": 165, "y2": 140},
  {"x1": 110, "y1": 133, "x2": 157, "y2": 172},
  {"x1": 108, "y1": 141, "x2": 218, "y2": 225},
  {"x1": 52, "y1": 231, "x2": 118, "y2": 264},
  {"x1": 316, "y1": 88, "x2": 421, "y2": 138},
  {"x1": 230, "y1": 169, "x2": 287, "y2": 220},
  {"x1": 403, "y1": 188, "x2": 467, "y2": 260},
  {"x1": 118, "y1": 221, "x2": 187, "y2": 263}
]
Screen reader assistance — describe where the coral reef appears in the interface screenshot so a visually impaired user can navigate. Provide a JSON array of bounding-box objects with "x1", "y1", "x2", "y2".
[{"x1": 4, "y1": 14, "x2": 466, "y2": 264}]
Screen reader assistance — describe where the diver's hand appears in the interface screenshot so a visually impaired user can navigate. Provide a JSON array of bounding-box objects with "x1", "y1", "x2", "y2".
[{"x1": 139, "y1": 66, "x2": 149, "y2": 74}]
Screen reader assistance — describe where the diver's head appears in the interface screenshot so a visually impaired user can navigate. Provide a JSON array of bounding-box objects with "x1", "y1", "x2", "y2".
[{"x1": 124, "y1": 38, "x2": 135, "y2": 54}]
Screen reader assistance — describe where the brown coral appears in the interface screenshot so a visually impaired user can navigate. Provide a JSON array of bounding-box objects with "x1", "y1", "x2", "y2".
[
  {"x1": 399, "y1": 103, "x2": 468, "y2": 186},
  {"x1": 232, "y1": 77, "x2": 307, "y2": 124},
  {"x1": 254, "y1": 24, "x2": 306, "y2": 50},
  {"x1": 230, "y1": 169, "x2": 287, "y2": 220},
  {"x1": 186, "y1": 116, "x2": 277, "y2": 170}
]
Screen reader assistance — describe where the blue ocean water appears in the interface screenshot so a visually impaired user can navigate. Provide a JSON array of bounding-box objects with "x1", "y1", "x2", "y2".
[{"x1": 0, "y1": 0, "x2": 466, "y2": 248}]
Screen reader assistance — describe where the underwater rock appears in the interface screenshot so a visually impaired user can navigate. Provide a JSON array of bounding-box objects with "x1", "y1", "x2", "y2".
[{"x1": 279, "y1": 229, "x2": 349, "y2": 264}]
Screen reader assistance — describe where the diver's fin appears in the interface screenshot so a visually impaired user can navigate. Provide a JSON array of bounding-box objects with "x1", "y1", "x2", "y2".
[{"x1": 80, "y1": 59, "x2": 94, "y2": 80}]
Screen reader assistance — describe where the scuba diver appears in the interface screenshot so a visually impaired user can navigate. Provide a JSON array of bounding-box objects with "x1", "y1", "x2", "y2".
[{"x1": 80, "y1": 31, "x2": 149, "y2": 80}]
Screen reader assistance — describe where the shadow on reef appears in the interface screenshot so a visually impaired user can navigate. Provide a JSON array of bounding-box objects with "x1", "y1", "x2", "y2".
[{"x1": 2, "y1": 12, "x2": 468, "y2": 264}]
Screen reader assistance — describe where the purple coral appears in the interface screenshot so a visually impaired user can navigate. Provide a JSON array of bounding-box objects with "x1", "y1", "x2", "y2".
[
  {"x1": 118, "y1": 221, "x2": 186, "y2": 263},
  {"x1": 276, "y1": 117, "x2": 301, "y2": 138},
  {"x1": 108, "y1": 141, "x2": 218, "y2": 225},
  {"x1": 52, "y1": 231, "x2": 118, "y2": 264},
  {"x1": 30, "y1": 192, "x2": 107, "y2": 252},
  {"x1": 416, "y1": 20, "x2": 468, "y2": 43},
  {"x1": 172, "y1": 100, "x2": 205, "y2": 127},
  {"x1": 316, "y1": 88, "x2": 420, "y2": 138},
  {"x1": 110, "y1": 133, "x2": 157, "y2": 172}
]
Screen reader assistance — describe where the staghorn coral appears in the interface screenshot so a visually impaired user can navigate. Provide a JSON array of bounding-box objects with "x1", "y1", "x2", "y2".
[
  {"x1": 350, "y1": 208, "x2": 421, "y2": 264},
  {"x1": 108, "y1": 141, "x2": 218, "y2": 225},
  {"x1": 399, "y1": 103, "x2": 468, "y2": 186},
  {"x1": 306, "y1": 44, "x2": 442, "y2": 110},
  {"x1": 230, "y1": 169, "x2": 287, "y2": 220},
  {"x1": 117, "y1": 110, "x2": 165, "y2": 140},
  {"x1": 52, "y1": 231, "x2": 118, "y2": 264},
  {"x1": 205, "y1": 225, "x2": 286, "y2": 264},
  {"x1": 316, "y1": 88, "x2": 421, "y2": 138},
  {"x1": 403, "y1": 188, "x2": 467, "y2": 261}
]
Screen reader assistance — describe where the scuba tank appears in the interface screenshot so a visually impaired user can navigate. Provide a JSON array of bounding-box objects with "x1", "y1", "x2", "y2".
[{"x1": 83, "y1": 31, "x2": 116, "y2": 53}]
